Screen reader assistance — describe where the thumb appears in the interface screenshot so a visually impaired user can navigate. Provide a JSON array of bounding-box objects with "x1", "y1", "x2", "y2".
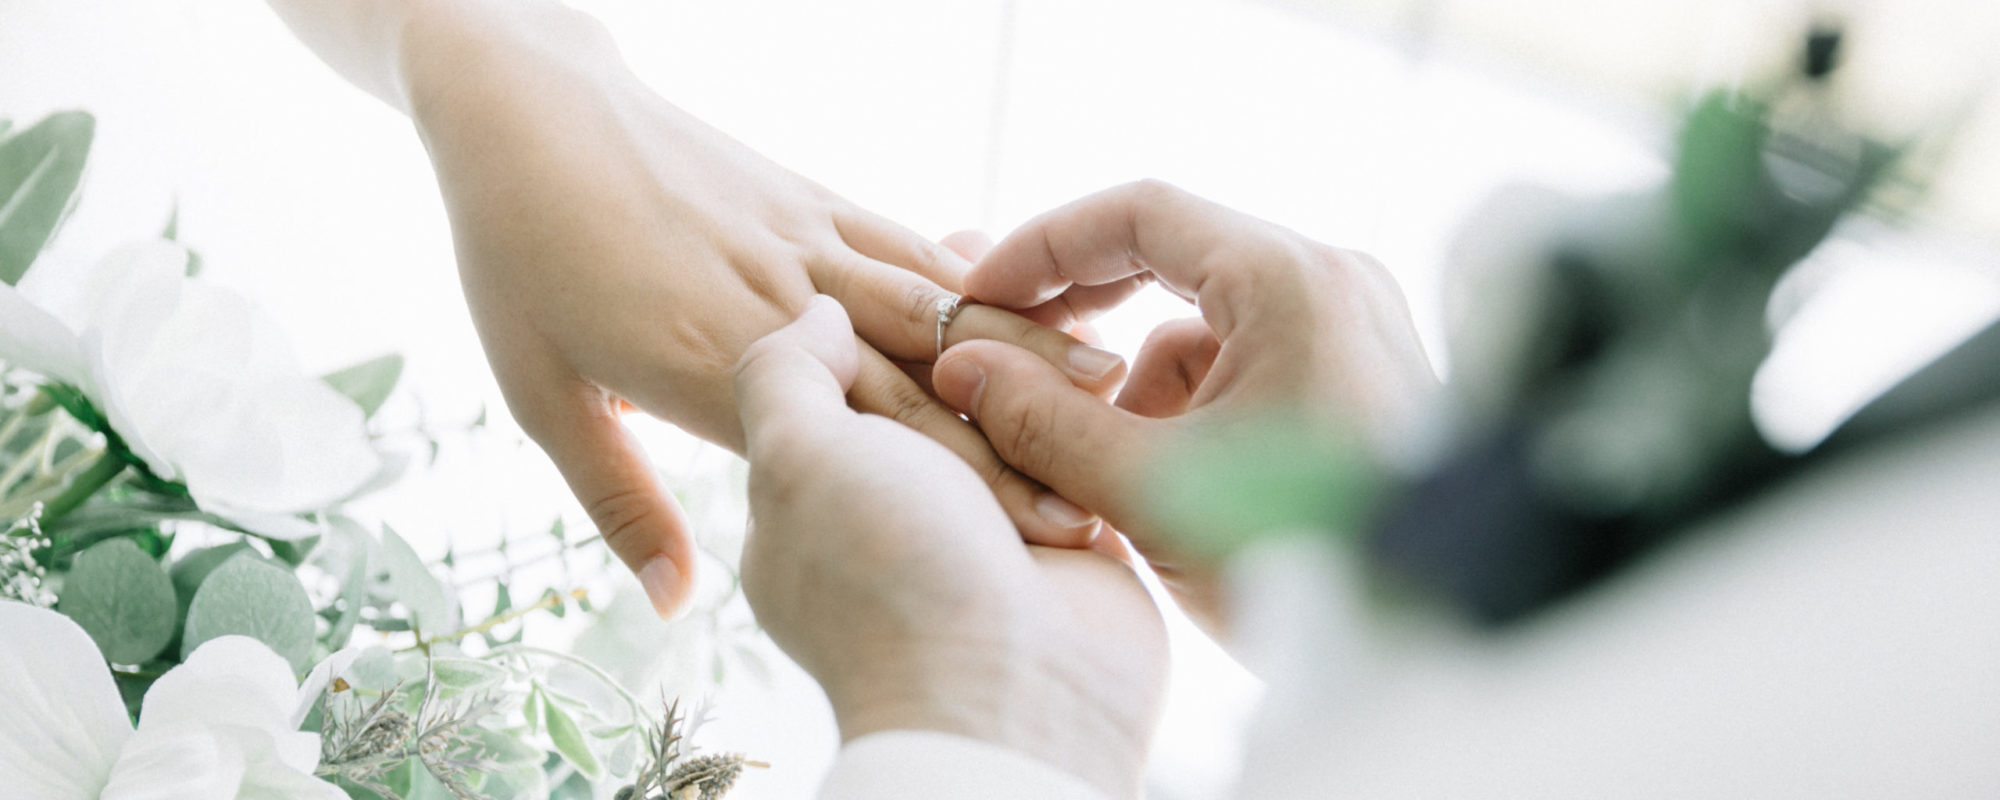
[
  {"x1": 732, "y1": 295, "x2": 861, "y2": 458},
  {"x1": 932, "y1": 340, "x2": 1156, "y2": 530},
  {"x1": 533, "y1": 393, "x2": 698, "y2": 621}
]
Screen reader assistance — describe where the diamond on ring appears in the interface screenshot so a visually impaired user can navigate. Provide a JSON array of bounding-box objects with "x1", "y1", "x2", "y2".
[{"x1": 935, "y1": 294, "x2": 964, "y2": 360}]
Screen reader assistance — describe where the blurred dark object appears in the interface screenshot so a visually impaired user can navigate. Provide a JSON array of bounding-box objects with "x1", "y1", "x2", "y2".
[{"x1": 1366, "y1": 23, "x2": 1990, "y2": 626}]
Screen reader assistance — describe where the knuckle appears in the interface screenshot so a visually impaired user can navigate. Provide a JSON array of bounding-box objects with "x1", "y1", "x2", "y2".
[
  {"x1": 994, "y1": 391, "x2": 1063, "y2": 478},
  {"x1": 875, "y1": 374, "x2": 949, "y2": 430},
  {"x1": 914, "y1": 239, "x2": 947, "y2": 276},
  {"x1": 584, "y1": 487, "x2": 659, "y2": 552},
  {"x1": 975, "y1": 448, "x2": 1017, "y2": 493},
  {"x1": 902, "y1": 280, "x2": 949, "y2": 332},
  {"x1": 1125, "y1": 177, "x2": 1185, "y2": 205}
]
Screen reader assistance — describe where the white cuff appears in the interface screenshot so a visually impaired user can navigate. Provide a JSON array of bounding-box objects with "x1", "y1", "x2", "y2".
[{"x1": 819, "y1": 730, "x2": 1111, "y2": 800}]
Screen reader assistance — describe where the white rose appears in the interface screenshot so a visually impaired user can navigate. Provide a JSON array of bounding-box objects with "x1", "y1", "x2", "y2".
[
  {"x1": 0, "y1": 239, "x2": 379, "y2": 515},
  {"x1": 0, "y1": 599, "x2": 353, "y2": 799}
]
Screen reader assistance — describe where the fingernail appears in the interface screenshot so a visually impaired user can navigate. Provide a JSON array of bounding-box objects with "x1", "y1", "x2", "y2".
[
  {"x1": 637, "y1": 557, "x2": 689, "y2": 622},
  {"x1": 1036, "y1": 492, "x2": 1096, "y2": 529},
  {"x1": 1067, "y1": 344, "x2": 1124, "y2": 380},
  {"x1": 937, "y1": 358, "x2": 985, "y2": 419}
]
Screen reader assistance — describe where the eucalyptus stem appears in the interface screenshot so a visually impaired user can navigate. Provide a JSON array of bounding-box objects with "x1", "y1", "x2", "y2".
[
  {"x1": 36, "y1": 451, "x2": 125, "y2": 525},
  {"x1": 485, "y1": 643, "x2": 645, "y2": 725},
  {"x1": 0, "y1": 403, "x2": 30, "y2": 456},
  {"x1": 9, "y1": 441, "x2": 99, "y2": 500},
  {"x1": 400, "y1": 588, "x2": 578, "y2": 652},
  {"x1": 0, "y1": 424, "x2": 61, "y2": 501}
]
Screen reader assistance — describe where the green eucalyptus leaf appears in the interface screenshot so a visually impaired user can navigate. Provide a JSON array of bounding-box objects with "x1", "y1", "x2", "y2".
[
  {"x1": 547, "y1": 768, "x2": 594, "y2": 800},
  {"x1": 481, "y1": 760, "x2": 550, "y2": 800},
  {"x1": 378, "y1": 525, "x2": 450, "y2": 638},
  {"x1": 57, "y1": 538, "x2": 175, "y2": 664},
  {"x1": 342, "y1": 647, "x2": 399, "y2": 692},
  {"x1": 182, "y1": 554, "x2": 316, "y2": 671},
  {"x1": 430, "y1": 656, "x2": 506, "y2": 691},
  {"x1": 606, "y1": 732, "x2": 638, "y2": 778},
  {"x1": 542, "y1": 692, "x2": 602, "y2": 780},
  {"x1": 324, "y1": 516, "x2": 373, "y2": 648},
  {"x1": 322, "y1": 354, "x2": 404, "y2": 419},
  {"x1": 522, "y1": 684, "x2": 543, "y2": 736},
  {"x1": 168, "y1": 542, "x2": 252, "y2": 644},
  {"x1": 267, "y1": 534, "x2": 320, "y2": 566},
  {"x1": 0, "y1": 111, "x2": 94, "y2": 286},
  {"x1": 471, "y1": 728, "x2": 545, "y2": 767}
]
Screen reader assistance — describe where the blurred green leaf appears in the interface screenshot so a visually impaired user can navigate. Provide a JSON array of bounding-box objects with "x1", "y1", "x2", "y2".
[
  {"x1": 543, "y1": 692, "x2": 602, "y2": 780},
  {"x1": 379, "y1": 524, "x2": 450, "y2": 638},
  {"x1": 322, "y1": 354, "x2": 404, "y2": 419},
  {"x1": 57, "y1": 538, "x2": 175, "y2": 664},
  {"x1": 1149, "y1": 417, "x2": 1381, "y2": 559},
  {"x1": 479, "y1": 759, "x2": 550, "y2": 800},
  {"x1": 0, "y1": 111, "x2": 93, "y2": 286},
  {"x1": 471, "y1": 727, "x2": 545, "y2": 767},
  {"x1": 523, "y1": 684, "x2": 543, "y2": 736},
  {"x1": 168, "y1": 541, "x2": 252, "y2": 645},
  {"x1": 547, "y1": 767, "x2": 593, "y2": 800},
  {"x1": 268, "y1": 534, "x2": 320, "y2": 566},
  {"x1": 182, "y1": 554, "x2": 316, "y2": 671},
  {"x1": 430, "y1": 657, "x2": 506, "y2": 691},
  {"x1": 403, "y1": 759, "x2": 456, "y2": 800},
  {"x1": 324, "y1": 516, "x2": 372, "y2": 648}
]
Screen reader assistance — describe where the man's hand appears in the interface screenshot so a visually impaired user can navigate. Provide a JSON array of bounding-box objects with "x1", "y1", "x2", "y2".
[
  {"x1": 734, "y1": 297, "x2": 1168, "y2": 800},
  {"x1": 931, "y1": 180, "x2": 1439, "y2": 632},
  {"x1": 266, "y1": 0, "x2": 1126, "y2": 617}
]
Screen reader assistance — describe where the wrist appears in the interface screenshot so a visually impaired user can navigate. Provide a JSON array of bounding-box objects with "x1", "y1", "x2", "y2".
[
  {"x1": 398, "y1": 0, "x2": 626, "y2": 121},
  {"x1": 824, "y1": 633, "x2": 1151, "y2": 799}
]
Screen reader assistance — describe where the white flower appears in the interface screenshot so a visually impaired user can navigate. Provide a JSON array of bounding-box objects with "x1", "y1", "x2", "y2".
[
  {"x1": 0, "y1": 600, "x2": 350, "y2": 799},
  {"x1": 0, "y1": 239, "x2": 379, "y2": 515}
]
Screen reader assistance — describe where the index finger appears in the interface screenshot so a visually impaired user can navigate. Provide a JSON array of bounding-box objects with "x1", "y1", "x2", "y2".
[{"x1": 965, "y1": 180, "x2": 1325, "y2": 341}]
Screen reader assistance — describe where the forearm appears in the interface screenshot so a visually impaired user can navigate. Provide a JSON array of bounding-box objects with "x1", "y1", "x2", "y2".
[{"x1": 267, "y1": 0, "x2": 630, "y2": 116}]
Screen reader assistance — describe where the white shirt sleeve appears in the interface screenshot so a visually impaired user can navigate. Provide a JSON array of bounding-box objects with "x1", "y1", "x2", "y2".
[{"x1": 818, "y1": 730, "x2": 1111, "y2": 800}]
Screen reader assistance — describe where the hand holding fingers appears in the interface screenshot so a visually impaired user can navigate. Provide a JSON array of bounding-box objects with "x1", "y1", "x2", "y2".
[
  {"x1": 846, "y1": 345, "x2": 1102, "y2": 548},
  {"x1": 733, "y1": 299, "x2": 1167, "y2": 800},
  {"x1": 809, "y1": 251, "x2": 1128, "y2": 394},
  {"x1": 733, "y1": 295, "x2": 862, "y2": 453},
  {"x1": 1115, "y1": 317, "x2": 1222, "y2": 419},
  {"x1": 932, "y1": 338, "x2": 1221, "y2": 620},
  {"x1": 966, "y1": 180, "x2": 1438, "y2": 445},
  {"x1": 964, "y1": 179, "x2": 1358, "y2": 343},
  {"x1": 932, "y1": 340, "x2": 1156, "y2": 534}
]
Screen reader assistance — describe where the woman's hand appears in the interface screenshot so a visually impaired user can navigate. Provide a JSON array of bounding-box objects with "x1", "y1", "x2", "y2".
[
  {"x1": 266, "y1": 0, "x2": 1124, "y2": 616},
  {"x1": 931, "y1": 180, "x2": 1439, "y2": 633},
  {"x1": 733, "y1": 297, "x2": 1168, "y2": 800}
]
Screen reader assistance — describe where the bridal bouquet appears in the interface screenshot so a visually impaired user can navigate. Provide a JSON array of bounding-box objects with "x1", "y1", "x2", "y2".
[{"x1": 0, "y1": 112, "x2": 759, "y2": 800}]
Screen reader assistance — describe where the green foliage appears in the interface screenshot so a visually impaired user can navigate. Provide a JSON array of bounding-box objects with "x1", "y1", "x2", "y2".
[
  {"x1": 168, "y1": 541, "x2": 251, "y2": 645},
  {"x1": 158, "y1": 202, "x2": 203, "y2": 276},
  {"x1": 323, "y1": 354, "x2": 405, "y2": 419},
  {"x1": 56, "y1": 538, "x2": 176, "y2": 664},
  {"x1": 181, "y1": 554, "x2": 316, "y2": 671},
  {"x1": 543, "y1": 691, "x2": 603, "y2": 780},
  {"x1": 430, "y1": 656, "x2": 506, "y2": 691},
  {"x1": 379, "y1": 524, "x2": 450, "y2": 638},
  {"x1": 1149, "y1": 417, "x2": 1381, "y2": 559},
  {"x1": 324, "y1": 516, "x2": 373, "y2": 648},
  {"x1": 0, "y1": 111, "x2": 94, "y2": 286}
]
